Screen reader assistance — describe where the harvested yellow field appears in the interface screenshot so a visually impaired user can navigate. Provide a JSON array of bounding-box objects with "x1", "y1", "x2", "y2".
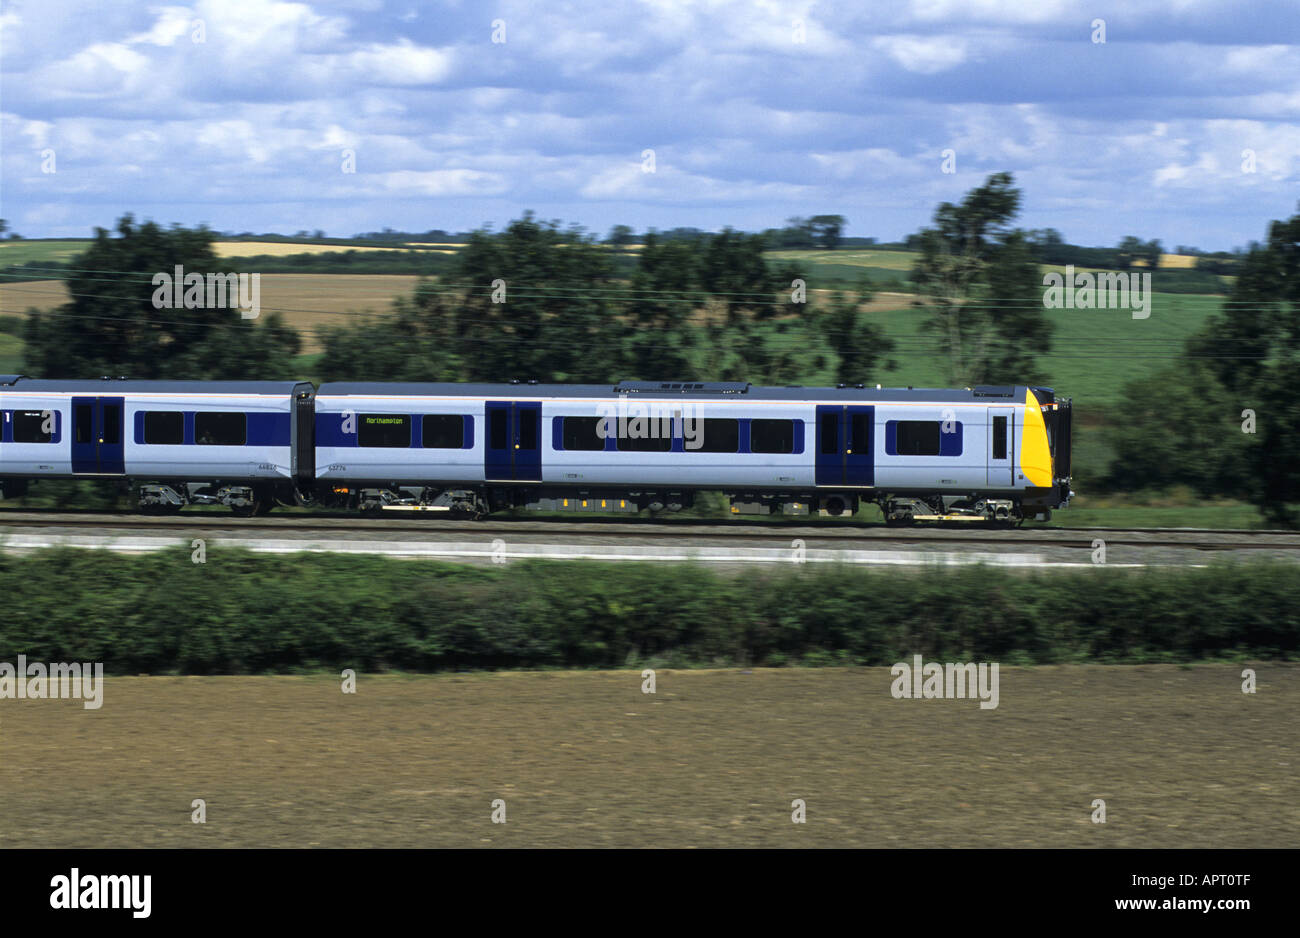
[
  {"x1": 3, "y1": 277, "x2": 915, "y2": 350},
  {"x1": 242, "y1": 273, "x2": 420, "y2": 350},
  {"x1": 0, "y1": 279, "x2": 66, "y2": 316},
  {"x1": 210, "y1": 241, "x2": 457, "y2": 257},
  {"x1": 1128, "y1": 254, "x2": 1198, "y2": 269},
  {"x1": 0, "y1": 274, "x2": 421, "y2": 353}
]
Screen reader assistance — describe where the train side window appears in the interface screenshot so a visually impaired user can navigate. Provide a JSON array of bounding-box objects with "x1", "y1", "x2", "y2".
[
  {"x1": 422, "y1": 414, "x2": 464, "y2": 449},
  {"x1": 195, "y1": 412, "x2": 247, "y2": 446},
  {"x1": 143, "y1": 411, "x2": 184, "y2": 445},
  {"x1": 75, "y1": 405, "x2": 93, "y2": 444},
  {"x1": 818, "y1": 413, "x2": 838, "y2": 455},
  {"x1": 490, "y1": 410, "x2": 508, "y2": 449},
  {"x1": 691, "y1": 418, "x2": 738, "y2": 453},
  {"x1": 13, "y1": 410, "x2": 53, "y2": 443},
  {"x1": 616, "y1": 432, "x2": 672, "y2": 452},
  {"x1": 896, "y1": 421, "x2": 941, "y2": 456},
  {"x1": 356, "y1": 414, "x2": 409, "y2": 448},
  {"x1": 754, "y1": 418, "x2": 796, "y2": 455},
  {"x1": 562, "y1": 416, "x2": 605, "y2": 451}
]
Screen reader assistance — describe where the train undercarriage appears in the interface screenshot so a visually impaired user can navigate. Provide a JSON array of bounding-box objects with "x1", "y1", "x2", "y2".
[
  {"x1": 136, "y1": 481, "x2": 297, "y2": 517},
  {"x1": 278, "y1": 483, "x2": 1052, "y2": 525},
  {"x1": 4, "y1": 478, "x2": 1057, "y2": 526}
]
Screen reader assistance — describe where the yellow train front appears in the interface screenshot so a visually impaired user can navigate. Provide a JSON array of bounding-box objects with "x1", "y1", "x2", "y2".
[{"x1": 869, "y1": 385, "x2": 1073, "y2": 526}]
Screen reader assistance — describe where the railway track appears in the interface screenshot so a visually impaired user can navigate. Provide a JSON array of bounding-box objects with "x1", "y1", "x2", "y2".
[{"x1": 0, "y1": 511, "x2": 1297, "y2": 552}]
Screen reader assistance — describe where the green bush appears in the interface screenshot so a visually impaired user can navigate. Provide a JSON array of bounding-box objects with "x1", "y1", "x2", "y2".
[{"x1": 1, "y1": 549, "x2": 1296, "y2": 673}]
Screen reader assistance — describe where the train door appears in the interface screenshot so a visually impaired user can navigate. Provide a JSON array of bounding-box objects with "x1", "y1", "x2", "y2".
[
  {"x1": 987, "y1": 407, "x2": 1014, "y2": 487},
  {"x1": 70, "y1": 396, "x2": 125, "y2": 474},
  {"x1": 484, "y1": 401, "x2": 542, "y2": 482},
  {"x1": 815, "y1": 404, "x2": 873, "y2": 487}
]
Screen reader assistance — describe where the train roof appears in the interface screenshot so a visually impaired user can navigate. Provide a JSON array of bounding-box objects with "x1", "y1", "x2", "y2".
[
  {"x1": 0, "y1": 377, "x2": 1056, "y2": 404},
  {"x1": 0, "y1": 376, "x2": 312, "y2": 394},
  {"x1": 318, "y1": 381, "x2": 1055, "y2": 403}
]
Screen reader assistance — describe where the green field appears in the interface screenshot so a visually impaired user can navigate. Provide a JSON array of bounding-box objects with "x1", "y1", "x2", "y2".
[
  {"x1": 767, "y1": 248, "x2": 918, "y2": 270},
  {"x1": 0, "y1": 239, "x2": 93, "y2": 266},
  {"x1": 766, "y1": 246, "x2": 1225, "y2": 283},
  {"x1": 751, "y1": 291, "x2": 1220, "y2": 410},
  {"x1": 915, "y1": 294, "x2": 1213, "y2": 407},
  {"x1": 762, "y1": 247, "x2": 1223, "y2": 411}
]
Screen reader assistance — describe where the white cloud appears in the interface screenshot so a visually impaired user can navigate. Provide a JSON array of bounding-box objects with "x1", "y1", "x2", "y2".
[
  {"x1": 45, "y1": 42, "x2": 151, "y2": 95},
  {"x1": 871, "y1": 35, "x2": 969, "y2": 74},
  {"x1": 810, "y1": 148, "x2": 918, "y2": 181},
  {"x1": 1, "y1": 0, "x2": 1297, "y2": 248},
  {"x1": 127, "y1": 7, "x2": 194, "y2": 47},
  {"x1": 906, "y1": 0, "x2": 1072, "y2": 25},
  {"x1": 345, "y1": 40, "x2": 452, "y2": 86},
  {"x1": 378, "y1": 169, "x2": 507, "y2": 197}
]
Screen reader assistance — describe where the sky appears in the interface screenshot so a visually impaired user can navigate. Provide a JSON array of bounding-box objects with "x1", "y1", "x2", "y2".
[{"x1": 1, "y1": 0, "x2": 1297, "y2": 250}]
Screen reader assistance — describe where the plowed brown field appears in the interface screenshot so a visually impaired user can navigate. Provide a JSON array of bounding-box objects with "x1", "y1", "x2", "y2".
[{"x1": 1, "y1": 666, "x2": 1295, "y2": 848}]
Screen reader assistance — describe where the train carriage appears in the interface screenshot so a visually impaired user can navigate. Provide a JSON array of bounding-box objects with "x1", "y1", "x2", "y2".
[
  {"x1": 0, "y1": 376, "x2": 315, "y2": 514},
  {"x1": 312, "y1": 380, "x2": 1073, "y2": 523}
]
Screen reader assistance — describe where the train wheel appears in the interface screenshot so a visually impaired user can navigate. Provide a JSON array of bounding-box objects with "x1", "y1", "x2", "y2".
[
  {"x1": 231, "y1": 488, "x2": 275, "y2": 517},
  {"x1": 230, "y1": 496, "x2": 269, "y2": 517}
]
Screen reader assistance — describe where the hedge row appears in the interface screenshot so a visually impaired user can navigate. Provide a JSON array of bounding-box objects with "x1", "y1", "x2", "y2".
[{"x1": 2, "y1": 549, "x2": 1297, "y2": 673}]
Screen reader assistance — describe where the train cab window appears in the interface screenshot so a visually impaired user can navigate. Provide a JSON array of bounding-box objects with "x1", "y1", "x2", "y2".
[
  {"x1": 562, "y1": 417, "x2": 605, "y2": 451},
  {"x1": 422, "y1": 414, "x2": 464, "y2": 449},
  {"x1": 75, "y1": 405, "x2": 93, "y2": 444},
  {"x1": 895, "y1": 421, "x2": 941, "y2": 456},
  {"x1": 490, "y1": 410, "x2": 508, "y2": 449},
  {"x1": 691, "y1": 418, "x2": 739, "y2": 453},
  {"x1": 195, "y1": 412, "x2": 246, "y2": 446},
  {"x1": 993, "y1": 416, "x2": 1007, "y2": 460},
  {"x1": 357, "y1": 414, "x2": 409, "y2": 448},
  {"x1": 143, "y1": 411, "x2": 184, "y2": 445},
  {"x1": 753, "y1": 418, "x2": 796, "y2": 455},
  {"x1": 13, "y1": 410, "x2": 53, "y2": 443}
]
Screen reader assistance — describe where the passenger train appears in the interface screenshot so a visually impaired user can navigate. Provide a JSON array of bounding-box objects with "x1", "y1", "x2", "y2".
[{"x1": 0, "y1": 375, "x2": 1072, "y2": 524}]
